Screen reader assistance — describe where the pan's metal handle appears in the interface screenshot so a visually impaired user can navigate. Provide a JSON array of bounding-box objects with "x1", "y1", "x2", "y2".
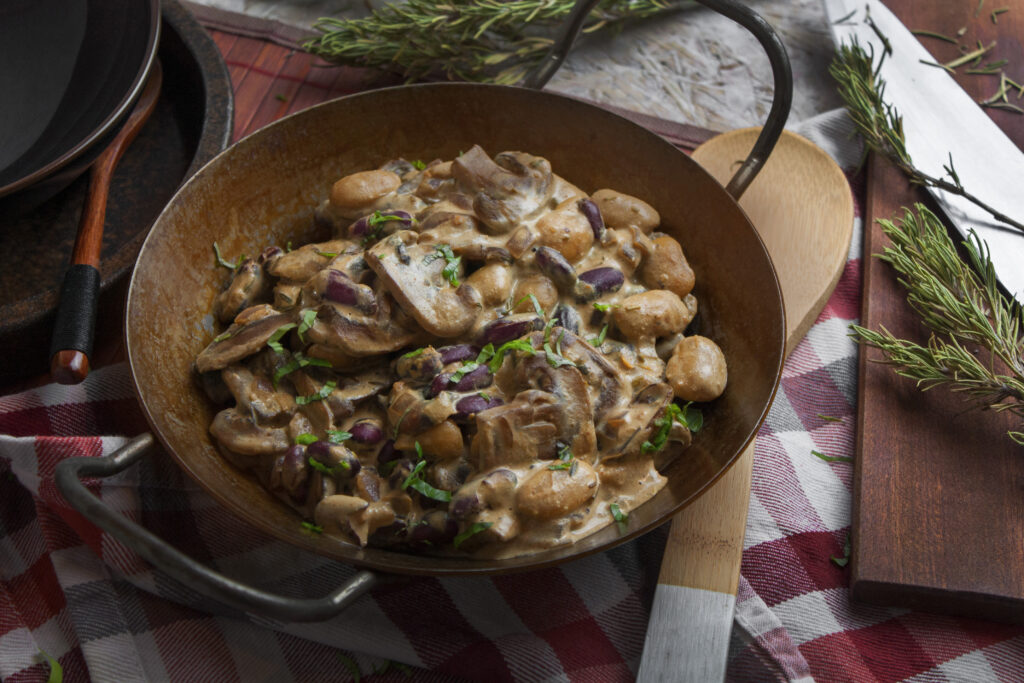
[
  {"x1": 54, "y1": 432, "x2": 379, "y2": 622},
  {"x1": 525, "y1": 0, "x2": 793, "y2": 200}
]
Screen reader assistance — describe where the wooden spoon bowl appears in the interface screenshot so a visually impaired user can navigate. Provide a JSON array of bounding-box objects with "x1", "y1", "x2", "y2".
[{"x1": 639, "y1": 128, "x2": 854, "y2": 681}]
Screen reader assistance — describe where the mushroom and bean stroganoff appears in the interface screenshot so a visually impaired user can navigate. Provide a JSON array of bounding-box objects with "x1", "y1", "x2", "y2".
[{"x1": 195, "y1": 146, "x2": 728, "y2": 559}]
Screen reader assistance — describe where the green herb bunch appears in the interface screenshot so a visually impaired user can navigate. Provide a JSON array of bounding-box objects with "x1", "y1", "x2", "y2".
[
  {"x1": 829, "y1": 38, "x2": 1024, "y2": 235},
  {"x1": 304, "y1": 0, "x2": 680, "y2": 84},
  {"x1": 850, "y1": 205, "x2": 1024, "y2": 445}
]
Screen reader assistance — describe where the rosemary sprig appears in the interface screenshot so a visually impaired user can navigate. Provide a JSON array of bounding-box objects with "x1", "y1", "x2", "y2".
[
  {"x1": 829, "y1": 38, "x2": 1024, "y2": 235},
  {"x1": 303, "y1": 0, "x2": 682, "y2": 84},
  {"x1": 849, "y1": 205, "x2": 1024, "y2": 445}
]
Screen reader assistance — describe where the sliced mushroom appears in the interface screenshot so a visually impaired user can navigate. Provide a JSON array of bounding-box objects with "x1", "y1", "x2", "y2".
[
  {"x1": 516, "y1": 460, "x2": 599, "y2": 520},
  {"x1": 305, "y1": 290, "x2": 419, "y2": 357},
  {"x1": 366, "y1": 231, "x2": 483, "y2": 338},
  {"x1": 221, "y1": 364, "x2": 295, "y2": 424},
  {"x1": 265, "y1": 240, "x2": 351, "y2": 283},
  {"x1": 210, "y1": 408, "x2": 290, "y2": 456},
  {"x1": 196, "y1": 308, "x2": 296, "y2": 373},
  {"x1": 451, "y1": 145, "x2": 553, "y2": 235},
  {"x1": 214, "y1": 258, "x2": 269, "y2": 324}
]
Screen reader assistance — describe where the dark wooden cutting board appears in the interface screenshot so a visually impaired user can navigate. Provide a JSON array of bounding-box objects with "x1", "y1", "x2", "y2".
[{"x1": 853, "y1": 1, "x2": 1024, "y2": 622}]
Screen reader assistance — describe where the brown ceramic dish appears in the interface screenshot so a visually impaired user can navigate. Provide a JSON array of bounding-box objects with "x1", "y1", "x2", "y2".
[{"x1": 126, "y1": 83, "x2": 785, "y2": 575}]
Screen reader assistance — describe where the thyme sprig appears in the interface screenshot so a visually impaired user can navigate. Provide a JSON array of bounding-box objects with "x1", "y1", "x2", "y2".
[
  {"x1": 829, "y1": 38, "x2": 1024, "y2": 235},
  {"x1": 303, "y1": 0, "x2": 683, "y2": 84},
  {"x1": 849, "y1": 205, "x2": 1024, "y2": 445}
]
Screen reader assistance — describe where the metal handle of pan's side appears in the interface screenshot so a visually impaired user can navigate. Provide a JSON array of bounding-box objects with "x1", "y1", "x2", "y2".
[
  {"x1": 54, "y1": 433, "x2": 378, "y2": 622},
  {"x1": 525, "y1": 0, "x2": 793, "y2": 200}
]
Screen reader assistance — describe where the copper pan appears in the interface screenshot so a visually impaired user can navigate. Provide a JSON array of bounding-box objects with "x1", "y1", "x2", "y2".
[{"x1": 56, "y1": 0, "x2": 790, "y2": 621}]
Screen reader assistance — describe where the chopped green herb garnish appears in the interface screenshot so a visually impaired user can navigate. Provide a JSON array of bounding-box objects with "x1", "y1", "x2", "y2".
[
  {"x1": 512, "y1": 293, "x2": 544, "y2": 317},
  {"x1": 316, "y1": 250, "x2": 338, "y2": 259},
  {"x1": 401, "y1": 442, "x2": 452, "y2": 502},
  {"x1": 272, "y1": 351, "x2": 331, "y2": 388},
  {"x1": 592, "y1": 302, "x2": 619, "y2": 312},
  {"x1": 488, "y1": 338, "x2": 536, "y2": 372},
  {"x1": 641, "y1": 402, "x2": 702, "y2": 454},
  {"x1": 678, "y1": 402, "x2": 703, "y2": 432},
  {"x1": 295, "y1": 380, "x2": 336, "y2": 405},
  {"x1": 401, "y1": 347, "x2": 426, "y2": 360},
  {"x1": 831, "y1": 532, "x2": 851, "y2": 568},
  {"x1": 266, "y1": 323, "x2": 297, "y2": 354},
  {"x1": 479, "y1": 392, "x2": 491, "y2": 401},
  {"x1": 811, "y1": 450, "x2": 854, "y2": 464},
  {"x1": 297, "y1": 309, "x2": 318, "y2": 343},
  {"x1": 295, "y1": 433, "x2": 319, "y2": 445},
  {"x1": 327, "y1": 429, "x2": 352, "y2": 443},
  {"x1": 38, "y1": 649, "x2": 62, "y2": 683},
  {"x1": 275, "y1": 93, "x2": 288, "y2": 102},
  {"x1": 610, "y1": 502, "x2": 628, "y2": 532},
  {"x1": 817, "y1": 414, "x2": 843, "y2": 423},
  {"x1": 308, "y1": 455, "x2": 350, "y2": 476},
  {"x1": 548, "y1": 445, "x2": 574, "y2": 470},
  {"x1": 212, "y1": 241, "x2": 244, "y2": 270},
  {"x1": 589, "y1": 324, "x2": 609, "y2": 346},
  {"x1": 302, "y1": 521, "x2": 324, "y2": 534},
  {"x1": 213, "y1": 329, "x2": 234, "y2": 343},
  {"x1": 362, "y1": 210, "x2": 408, "y2": 245},
  {"x1": 286, "y1": 240, "x2": 293, "y2": 252},
  {"x1": 453, "y1": 521, "x2": 493, "y2": 549},
  {"x1": 543, "y1": 342, "x2": 575, "y2": 369},
  {"x1": 424, "y1": 244, "x2": 462, "y2": 286},
  {"x1": 449, "y1": 361, "x2": 479, "y2": 385},
  {"x1": 411, "y1": 159, "x2": 427, "y2": 170}
]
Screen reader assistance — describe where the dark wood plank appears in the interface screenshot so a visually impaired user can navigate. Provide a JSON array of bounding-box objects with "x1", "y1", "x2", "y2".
[{"x1": 853, "y1": 0, "x2": 1024, "y2": 622}]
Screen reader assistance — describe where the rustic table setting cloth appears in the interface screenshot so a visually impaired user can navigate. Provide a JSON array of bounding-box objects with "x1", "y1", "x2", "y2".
[{"x1": 3, "y1": 7, "x2": 1024, "y2": 683}]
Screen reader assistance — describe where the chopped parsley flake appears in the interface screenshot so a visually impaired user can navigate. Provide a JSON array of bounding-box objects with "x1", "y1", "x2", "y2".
[
  {"x1": 294, "y1": 433, "x2": 318, "y2": 445},
  {"x1": 610, "y1": 503, "x2": 628, "y2": 532},
  {"x1": 212, "y1": 242, "x2": 244, "y2": 270},
  {"x1": 401, "y1": 442, "x2": 452, "y2": 502},
  {"x1": 308, "y1": 456, "x2": 350, "y2": 476},
  {"x1": 302, "y1": 521, "x2": 323, "y2": 534},
  {"x1": 296, "y1": 380, "x2": 336, "y2": 405},
  {"x1": 213, "y1": 329, "x2": 234, "y2": 343},
  {"x1": 543, "y1": 342, "x2": 576, "y2": 369},
  {"x1": 361, "y1": 210, "x2": 408, "y2": 245},
  {"x1": 548, "y1": 445, "x2": 575, "y2": 470},
  {"x1": 488, "y1": 339, "x2": 536, "y2": 373},
  {"x1": 272, "y1": 351, "x2": 331, "y2": 388},
  {"x1": 592, "y1": 302, "x2": 619, "y2": 312},
  {"x1": 513, "y1": 293, "x2": 544, "y2": 317},
  {"x1": 589, "y1": 324, "x2": 609, "y2": 346},
  {"x1": 424, "y1": 244, "x2": 462, "y2": 287},
  {"x1": 316, "y1": 250, "x2": 338, "y2": 259},
  {"x1": 38, "y1": 649, "x2": 62, "y2": 683},
  {"x1": 296, "y1": 309, "x2": 318, "y2": 343},
  {"x1": 453, "y1": 521, "x2": 493, "y2": 549},
  {"x1": 401, "y1": 347, "x2": 426, "y2": 360},
  {"x1": 266, "y1": 323, "x2": 297, "y2": 354},
  {"x1": 812, "y1": 450, "x2": 854, "y2": 464},
  {"x1": 831, "y1": 532, "x2": 851, "y2": 567},
  {"x1": 411, "y1": 159, "x2": 426, "y2": 170},
  {"x1": 327, "y1": 429, "x2": 352, "y2": 444},
  {"x1": 641, "y1": 402, "x2": 703, "y2": 454}
]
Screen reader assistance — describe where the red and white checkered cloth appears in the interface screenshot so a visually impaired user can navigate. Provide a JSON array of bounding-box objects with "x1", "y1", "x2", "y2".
[{"x1": 3, "y1": 110, "x2": 1024, "y2": 682}]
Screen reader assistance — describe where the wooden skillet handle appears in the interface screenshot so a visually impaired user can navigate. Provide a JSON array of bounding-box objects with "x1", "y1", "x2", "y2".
[{"x1": 49, "y1": 62, "x2": 163, "y2": 384}]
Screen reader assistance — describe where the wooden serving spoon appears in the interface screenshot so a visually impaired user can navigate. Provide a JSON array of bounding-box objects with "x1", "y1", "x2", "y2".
[
  {"x1": 49, "y1": 60, "x2": 163, "y2": 385},
  {"x1": 637, "y1": 128, "x2": 854, "y2": 681}
]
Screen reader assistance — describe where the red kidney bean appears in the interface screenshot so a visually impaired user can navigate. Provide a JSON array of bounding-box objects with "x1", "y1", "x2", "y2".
[
  {"x1": 454, "y1": 393, "x2": 504, "y2": 420},
  {"x1": 350, "y1": 420, "x2": 383, "y2": 446},
  {"x1": 574, "y1": 267, "x2": 624, "y2": 300},
  {"x1": 438, "y1": 344, "x2": 478, "y2": 364},
  {"x1": 533, "y1": 246, "x2": 577, "y2": 292},
  {"x1": 453, "y1": 364, "x2": 492, "y2": 392},
  {"x1": 578, "y1": 198, "x2": 605, "y2": 240},
  {"x1": 426, "y1": 371, "x2": 453, "y2": 398},
  {"x1": 478, "y1": 315, "x2": 542, "y2": 346}
]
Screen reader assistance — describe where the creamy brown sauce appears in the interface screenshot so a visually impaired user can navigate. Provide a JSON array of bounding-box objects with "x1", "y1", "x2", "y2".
[{"x1": 196, "y1": 146, "x2": 727, "y2": 559}]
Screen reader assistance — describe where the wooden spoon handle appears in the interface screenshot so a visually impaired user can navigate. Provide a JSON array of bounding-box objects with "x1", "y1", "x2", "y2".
[{"x1": 50, "y1": 61, "x2": 163, "y2": 384}]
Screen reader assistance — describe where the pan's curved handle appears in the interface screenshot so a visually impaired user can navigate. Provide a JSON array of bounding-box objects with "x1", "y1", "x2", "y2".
[
  {"x1": 524, "y1": 0, "x2": 793, "y2": 200},
  {"x1": 54, "y1": 433, "x2": 379, "y2": 622}
]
